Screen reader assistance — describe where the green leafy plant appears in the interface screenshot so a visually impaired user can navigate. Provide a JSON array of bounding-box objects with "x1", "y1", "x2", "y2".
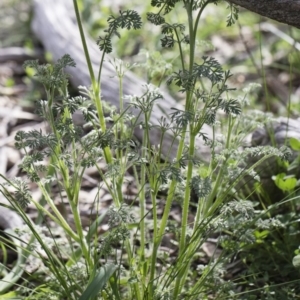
[
  {"x1": 271, "y1": 137, "x2": 300, "y2": 195},
  {"x1": 0, "y1": 0, "x2": 295, "y2": 299}
]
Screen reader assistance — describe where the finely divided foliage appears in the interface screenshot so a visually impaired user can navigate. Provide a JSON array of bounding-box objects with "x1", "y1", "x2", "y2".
[
  {"x1": 97, "y1": 10, "x2": 142, "y2": 54},
  {"x1": 0, "y1": 0, "x2": 293, "y2": 299}
]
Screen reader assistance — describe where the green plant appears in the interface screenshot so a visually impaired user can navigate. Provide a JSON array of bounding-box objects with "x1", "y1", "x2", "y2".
[
  {"x1": 0, "y1": 0, "x2": 294, "y2": 299},
  {"x1": 225, "y1": 132, "x2": 300, "y2": 298}
]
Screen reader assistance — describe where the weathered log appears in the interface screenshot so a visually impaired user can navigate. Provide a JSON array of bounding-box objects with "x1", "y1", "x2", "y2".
[
  {"x1": 227, "y1": 0, "x2": 300, "y2": 29},
  {"x1": 252, "y1": 117, "x2": 300, "y2": 148},
  {"x1": 0, "y1": 47, "x2": 44, "y2": 63}
]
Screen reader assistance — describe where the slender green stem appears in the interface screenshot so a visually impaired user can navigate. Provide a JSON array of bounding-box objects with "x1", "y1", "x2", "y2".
[
  {"x1": 186, "y1": 2, "x2": 195, "y2": 72},
  {"x1": 193, "y1": 0, "x2": 213, "y2": 45},
  {"x1": 139, "y1": 117, "x2": 147, "y2": 272},
  {"x1": 119, "y1": 73, "x2": 124, "y2": 135},
  {"x1": 173, "y1": 131, "x2": 196, "y2": 297},
  {"x1": 36, "y1": 184, "x2": 80, "y2": 242},
  {"x1": 69, "y1": 199, "x2": 93, "y2": 267},
  {"x1": 73, "y1": 0, "x2": 96, "y2": 85},
  {"x1": 204, "y1": 115, "x2": 233, "y2": 216},
  {"x1": 149, "y1": 128, "x2": 187, "y2": 291},
  {"x1": 73, "y1": 0, "x2": 113, "y2": 166},
  {"x1": 97, "y1": 52, "x2": 106, "y2": 85},
  {"x1": 179, "y1": 131, "x2": 195, "y2": 251},
  {"x1": 115, "y1": 65, "x2": 126, "y2": 207},
  {"x1": 149, "y1": 2, "x2": 199, "y2": 293},
  {"x1": 124, "y1": 240, "x2": 142, "y2": 300},
  {"x1": 174, "y1": 29, "x2": 186, "y2": 71}
]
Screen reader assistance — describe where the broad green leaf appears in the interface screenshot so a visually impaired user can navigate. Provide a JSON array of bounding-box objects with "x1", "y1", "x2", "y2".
[
  {"x1": 0, "y1": 291, "x2": 19, "y2": 298},
  {"x1": 254, "y1": 230, "x2": 269, "y2": 239},
  {"x1": 273, "y1": 173, "x2": 297, "y2": 192},
  {"x1": 78, "y1": 263, "x2": 117, "y2": 300},
  {"x1": 290, "y1": 137, "x2": 300, "y2": 151}
]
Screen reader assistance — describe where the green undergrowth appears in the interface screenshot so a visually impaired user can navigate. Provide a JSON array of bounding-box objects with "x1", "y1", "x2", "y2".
[{"x1": 0, "y1": 0, "x2": 299, "y2": 299}]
